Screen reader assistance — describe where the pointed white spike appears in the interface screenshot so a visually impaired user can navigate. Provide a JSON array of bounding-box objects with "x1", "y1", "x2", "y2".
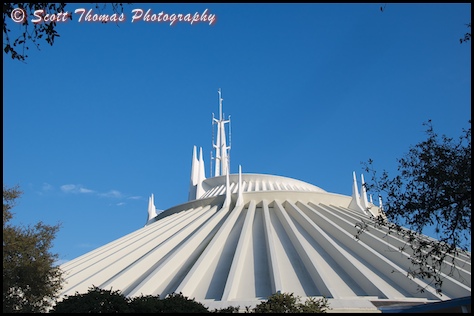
[
  {"x1": 188, "y1": 146, "x2": 199, "y2": 201},
  {"x1": 352, "y1": 171, "x2": 360, "y2": 198},
  {"x1": 377, "y1": 195, "x2": 387, "y2": 218},
  {"x1": 199, "y1": 147, "x2": 206, "y2": 181},
  {"x1": 223, "y1": 170, "x2": 231, "y2": 208},
  {"x1": 348, "y1": 171, "x2": 366, "y2": 214},
  {"x1": 236, "y1": 165, "x2": 243, "y2": 206},
  {"x1": 360, "y1": 174, "x2": 369, "y2": 210},
  {"x1": 213, "y1": 88, "x2": 231, "y2": 177},
  {"x1": 196, "y1": 147, "x2": 206, "y2": 199},
  {"x1": 191, "y1": 146, "x2": 198, "y2": 185},
  {"x1": 147, "y1": 193, "x2": 157, "y2": 224}
]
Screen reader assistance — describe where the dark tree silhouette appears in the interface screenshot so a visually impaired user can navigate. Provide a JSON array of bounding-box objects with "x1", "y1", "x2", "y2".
[
  {"x1": 360, "y1": 120, "x2": 471, "y2": 294},
  {"x1": 3, "y1": 3, "x2": 127, "y2": 62}
]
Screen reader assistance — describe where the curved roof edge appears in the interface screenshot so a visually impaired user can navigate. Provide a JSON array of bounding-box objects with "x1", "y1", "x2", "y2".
[
  {"x1": 148, "y1": 188, "x2": 356, "y2": 226},
  {"x1": 199, "y1": 173, "x2": 326, "y2": 199}
]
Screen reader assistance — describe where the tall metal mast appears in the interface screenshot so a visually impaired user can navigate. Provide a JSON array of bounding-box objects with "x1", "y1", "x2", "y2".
[{"x1": 212, "y1": 89, "x2": 231, "y2": 177}]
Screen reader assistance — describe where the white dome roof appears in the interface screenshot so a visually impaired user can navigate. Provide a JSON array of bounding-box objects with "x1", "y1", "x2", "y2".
[
  {"x1": 200, "y1": 173, "x2": 326, "y2": 198},
  {"x1": 59, "y1": 173, "x2": 471, "y2": 312},
  {"x1": 59, "y1": 91, "x2": 471, "y2": 312}
]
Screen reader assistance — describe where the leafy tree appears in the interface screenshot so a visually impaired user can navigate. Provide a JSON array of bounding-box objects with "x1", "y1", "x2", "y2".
[
  {"x1": 128, "y1": 294, "x2": 164, "y2": 313},
  {"x1": 52, "y1": 289, "x2": 212, "y2": 313},
  {"x1": 212, "y1": 305, "x2": 241, "y2": 313},
  {"x1": 3, "y1": 3, "x2": 127, "y2": 62},
  {"x1": 51, "y1": 286, "x2": 131, "y2": 313},
  {"x1": 253, "y1": 292, "x2": 330, "y2": 313},
  {"x1": 3, "y1": 185, "x2": 63, "y2": 313},
  {"x1": 253, "y1": 292, "x2": 300, "y2": 313},
  {"x1": 360, "y1": 120, "x2": 471, "y2": 293},
  {"x1": 378, "y1": 4, "x2": 470, "y2": 45},
  {"x1": 52, "y1": 287, "x2": 330, "y2": 313},
  {"x1": 161, "y1": 292, "x2": 210, "y2": 313},
  {"x1": 298, "y1": 296, "x2": 330, "y2": 313},
  {"x1": 460, "y1": 23, "x2": 471, "y2": 44}
]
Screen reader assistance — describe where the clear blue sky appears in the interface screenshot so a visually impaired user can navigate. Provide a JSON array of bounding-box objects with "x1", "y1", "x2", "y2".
[{"x1": 3, "y1": 3, "x2": 471, "y2": 263}]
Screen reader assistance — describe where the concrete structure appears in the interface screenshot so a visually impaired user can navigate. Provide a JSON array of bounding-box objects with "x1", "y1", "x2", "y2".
[{"x1": 59, "y1": 90, "x2": 471, "y2": 312}]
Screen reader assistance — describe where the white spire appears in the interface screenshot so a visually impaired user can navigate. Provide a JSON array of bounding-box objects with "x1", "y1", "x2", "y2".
[
  {"x1": 377, "y1": 195, "x2": 387, "y2": 219},
  {"x1": 223, "y1": 169, "x2": 231, "y2": 208},
  {"x1": 188, "y1": 146, "x2": 199, "y2": 201},
  {"x1": 196, "y1": 147, "x2": 206, "y2": 199},
  {"x1": 348, "y1": 171, "x2": 366, "y2": 214},
  {"x1": 213, "y1": 88, "x2": 231, "y2": 177},
  {"x1": 188, "y1": 89, "x2": 231, "y2": 201},
  {"x1": 146, "y1": 193, "x2": 157, "y2": 224},
  {"x1": 236, "y1": 165, "x2": 244, "y2": 206},
  {"x1": 360, "y1": 174, "x2": 369, "y2": 210},
  {"x1": 188, "y1": 146, "x2": 207, "y2": 201}
]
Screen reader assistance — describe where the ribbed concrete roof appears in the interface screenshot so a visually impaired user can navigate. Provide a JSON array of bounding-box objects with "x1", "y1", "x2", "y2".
[
  {"x1": 199, "y1": 173, "x2": 326, "y2": 199},
  {"x1": 58, "y1": 91, "x2": 471, "y2": 312},
  {"x1": 59, "y1": 173, "x2": 471, "y2": 312}
]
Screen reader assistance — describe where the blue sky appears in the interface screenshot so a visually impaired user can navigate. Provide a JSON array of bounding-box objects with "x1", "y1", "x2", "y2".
[{"x1": 3, "y1": 3, "x2": 471, "y2": 263}]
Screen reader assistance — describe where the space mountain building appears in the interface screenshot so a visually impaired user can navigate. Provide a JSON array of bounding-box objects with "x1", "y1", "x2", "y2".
[{"x1": 59, "y1": 90, "x2": 471, "y2": 312}]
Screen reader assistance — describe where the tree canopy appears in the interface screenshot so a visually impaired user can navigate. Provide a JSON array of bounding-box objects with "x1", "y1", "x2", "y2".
[
  {"x1": 459, "y1": 23, "x2": 471, "y2": 44},
  {"x1": 51, "y1": 287, "x2": 330, "y2": 313},
  {"x1": 252, "y1": 292, "x2": 330, "y2": 313},
  {"x1": 3, "y1": 185, "x2": 63, "y2": 313},
  {"x1": 3, "y1": 3, "x2": 127, "y2": 62},
  {"x1": 52, "y1": 288, "x2": 216, "y2": 313},
  {"x1": 51, "y1": 286, "x2": 132, "y2": 313},
  {"x1": 361, "y1": 120, "x2": 471, "y2": 293},
  {"x1": 4, "y1": 4, "x2": 470, "y2": 62}
]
